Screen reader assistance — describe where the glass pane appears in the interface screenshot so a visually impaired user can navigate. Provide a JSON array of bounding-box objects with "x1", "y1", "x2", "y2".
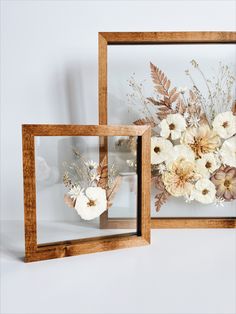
[
  {"x1": 35, "y1": 135, "x2": 138, "y2": 244},
  {"x1": 108, "y1": 44, "x2": 236, "y2": 218}
]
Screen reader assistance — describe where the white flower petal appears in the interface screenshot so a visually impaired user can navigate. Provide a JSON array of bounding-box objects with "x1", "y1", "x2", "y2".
[
  {"x1": 220, "y1": 136, "x2": 236, "y2": 167},
  {"x1": 192, "y1": 179, "x2": 216, "y2": 204},
  {"x1": 212, "y1": 111, "x2": 236, "y2": 139},
  {"x1": 75, "y1": 187, "x2": 107, "y2": 220},
  {"x1": 160, "y1": 120, "x2": 170, "y2": 138},
  {"x1": 151, "y1": 137, "x2": 173, "y2": 164}
]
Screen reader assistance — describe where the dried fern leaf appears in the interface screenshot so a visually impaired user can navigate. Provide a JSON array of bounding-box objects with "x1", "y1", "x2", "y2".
[
  {"x1": 106, "y1": 176, "x2": 122, "y2": 208},
  {"x1": 150, "y1": 62, "x2": 170, "y2": 96},
  {"x1": 64, "y1": 194, "x2": 75, "y2": 208},
  {"x1": 176, "y1": 98, "x2": 186, "y2": 114},
  {"x1": 97, "y1": 157, "x2": 108, "y2": 188},
  {"x1": 146, "y1": 97, "x2": 161, "y2": 106},
  {"x1": 155, "y1": 191, "x2": 170, "y2": 212},
  {"x1": 169, "y1": 92, "x2": 179, "y2": 104}
]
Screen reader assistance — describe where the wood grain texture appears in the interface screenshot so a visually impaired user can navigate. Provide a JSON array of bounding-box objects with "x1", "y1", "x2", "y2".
[
  {"x1": 25, "y1": 236, "x2": 148, "y2": 263},
  {"x1": 100, "y1": 31, "x2": 236, "y2": 44},
  {"x1": 22, "y1": 124, "x2": 148, "y2": 136},
  {"x1": 22, "y1": 124, "x2": 151, "y2": 262},
  {"x1": 22, "y1": 126, "x2": 37, "y2": 260},
  {"x1": 98, "y1": 31, "x2": 236, "y2": 229},
  {"x1": 151, "y1": 218, "x2": 236, "y2": 229},
  {"x1": 100, "y1": 218, "x2": 236, "y2": 229}
]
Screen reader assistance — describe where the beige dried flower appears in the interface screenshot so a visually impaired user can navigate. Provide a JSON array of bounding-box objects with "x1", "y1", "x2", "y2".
[
  {"x1": 162, "y1": 158, "x2": 198, "y2": 197},
  {"x1": 181, "y1": 125, "x2": 221, "y2": 158}
]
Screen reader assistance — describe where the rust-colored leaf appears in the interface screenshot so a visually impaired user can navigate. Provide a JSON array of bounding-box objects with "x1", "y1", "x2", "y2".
[
  {"x1": 176, "y1": 98, "x2": 186, "y2": 114},
  {"x1": 97, "y1": 157, "x2": 108, "y2": 189},
  {"x1": 169, "y1": 92, "x2": 179, "y2": 104},
  {"x1": 169, "y1": 87, "x2": 177, "y2": 98},
  {"x1": 155, "y1": 191, "x2": 170, "y2": 212},
  {"x1": 150, "y1": 62, "x2": 171, "y2": 97},
  {"x1": 156, "y1": 85, "x2": 168, "y2": 96},
  {"x1": 165, "y1": 79, "x2": 171, "y2": 91},
  {"x1": 106, "y1": 176, "x2": 122, "y2": 208}
]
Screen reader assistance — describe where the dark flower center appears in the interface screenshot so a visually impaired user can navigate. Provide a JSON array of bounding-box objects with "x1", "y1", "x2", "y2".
[
  {"x1": 202, "y1": 189, "x2": 209, "y2": 195},
  {"x1": 154, "y1": 146, "x2": 160, "y2": 153},
  {"x1": 169, "y1": 123, "x2": 175, "y2": 130},
  {"x1": 205, "y1": 161, "x2": 212, "y2": 169},
  {"x1": 224, "y1": 180, "x2": 231, "y2": 188},
  {"x1": 87, "y1": 199, "x2": 96, "y2": 207},
  {"x1": 222, "y1": 121, "x2": 229, "y2": 128}
]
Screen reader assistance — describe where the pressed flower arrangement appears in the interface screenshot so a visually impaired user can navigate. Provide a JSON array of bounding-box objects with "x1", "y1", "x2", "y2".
[
  {"x1": 63, "y1": 150, "x2": 122, "y2": 220},
  {"x1": 126, "y1": 60, "x2": 236, "y2": 211}
]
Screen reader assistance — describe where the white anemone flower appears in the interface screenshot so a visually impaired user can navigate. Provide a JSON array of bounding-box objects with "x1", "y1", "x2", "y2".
[
  {"x1": 220, "y1": 136, "x2": 236, "y2": 167},
  {"x1": 165, "y1": 144, "x2": 195, "y2": 169},
  {"x1": 75, "y1": 187, "x2": 107, "y2": 220},
  {"x1": 85, "y1": 160, "x2": 98, "y2": 170},
  {"x1": 212, "y1": 111, "x2": 236, "y2": 139},
  {"x1": 151, "y1": 137, "x2": 173, "y2": 164},
  {"x1": 160, "y1": 113, "x2": 186, "y2": 140},
  {"x1": 68, "y1": 185, "x2": 84, "y2": 200},
  {"x1": 195, "y1": 153, "x2": 219, "y2": 178},
  {"x1": 191, "y1": 179, "x2": 216, "y2": 204}
]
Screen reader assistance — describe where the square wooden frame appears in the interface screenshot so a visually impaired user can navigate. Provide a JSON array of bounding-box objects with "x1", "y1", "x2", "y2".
[
  {"x1": 22, "y1": 124, "x2": 151, "y2": 262},
  {"x1": 98, "y1": 31, "x2": 236, "y2": 229}
]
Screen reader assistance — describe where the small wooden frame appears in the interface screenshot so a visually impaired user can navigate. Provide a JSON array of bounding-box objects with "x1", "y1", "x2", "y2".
[
  {"x1": 22, "y1": 124, "x2": 151, "y2": 262},
  {"x1": 98, "y1": 31, "x2": 236, "y2": 229}
]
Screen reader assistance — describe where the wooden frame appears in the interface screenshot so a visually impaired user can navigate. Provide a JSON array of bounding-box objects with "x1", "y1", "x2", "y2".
[
  {"x1": 22, "y1": 124, "x2": 151, "y2": 262},
  {"x1": 98, "y1": 31, "x2": 236, "y2": 229}
]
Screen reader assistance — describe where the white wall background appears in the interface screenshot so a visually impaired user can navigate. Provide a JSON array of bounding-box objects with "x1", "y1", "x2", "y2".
[{"x1": 1, "y1": 0, "x2": 236, "y2": 220}]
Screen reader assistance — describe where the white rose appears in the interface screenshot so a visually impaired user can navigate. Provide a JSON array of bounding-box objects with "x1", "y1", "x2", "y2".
[
  {"x1": 75, "y1": 187, "x2": 107, "y2": 220},
  {"x1": 220, "y1": 136, "x2": 236, "y2": 167},
  {"x1": 212, "y1": 111, "x2": 236, "y2": 139},
  {"x1": 160, "y1": 113, "x2": 186, "y2": 140},
  {"x1": 151, "y1": 137, "x2": 173, "y2": 164},
  {"x1": 191, "y1": 178, "x2": 216, "y2": 204},
  {"x1": 195, "y1": 153, "x2": 219, "y2": 178}
]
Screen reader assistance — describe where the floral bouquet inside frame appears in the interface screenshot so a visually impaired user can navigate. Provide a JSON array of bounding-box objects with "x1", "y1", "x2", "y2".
[
  {"x1": 127, "y1": 60, "x2": 236, "y2": 210},
  {"x1": 63, "y1": 150, "x2": 122, "y2": 220}
]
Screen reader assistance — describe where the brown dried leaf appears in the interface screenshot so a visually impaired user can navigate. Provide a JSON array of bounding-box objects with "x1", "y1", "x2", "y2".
[
  {"x1": 133, "y1": 118, "x2": 156, "y2": 127},
  {"x1": 107, "y1": 176, "x2": 122, "y2": 208},
  {"x1": 97, "y1": 157, "x2": 108, "y2": 189},
  {"x1": 165, "y1": 79, "x2": 171, "y2": 91},
  {"x1": 155, "y1": 191, "x2": 170, "y2": 212},
  {"x1": 169, "y1": 87, "x2": 177, "y2": 98},
  {"x1": 146, "y1": 97, "x2": 160, "y2": 106},
  {"x1": 154, "y1": 175, "x2": 165, "y2": 191},
  {"x1": 156, "y1": 85, "x2": 168, "y2": 96},
  {"x1": 189, "y1": 89, "x2": 197, "y2": 103},
  {"x1": 169, "y1": 92, "x2": 179, "y2": 104},
  {"x1": 232, "y1": 100, "x2": 236, "y2": 115},
  {"x1": 176, "y1": 98, "x2": 186, "y2": 114},
  {"x1": 150, "y1": 62, "x2": 171, "y2": 95},
  {"x1": 64, "y1": 194, "x2": 75, "y2": 208}
]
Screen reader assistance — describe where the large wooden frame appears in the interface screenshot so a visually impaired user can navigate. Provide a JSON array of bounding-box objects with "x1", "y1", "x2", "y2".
[
  {"x1": 22, "y1": 124, "x2": 151, "y2": 262},
  {"x1": 98, "y1": 31, "x2": 236, "y2": 229}
]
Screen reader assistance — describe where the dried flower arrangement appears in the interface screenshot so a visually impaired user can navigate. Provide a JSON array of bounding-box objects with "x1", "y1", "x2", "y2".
[
  {"x1": 126, "y1": 60, "x2": 236, "y2": 211},
  {"x1": 63, "y1": 150, "x2": 122, "y2": 220}
]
